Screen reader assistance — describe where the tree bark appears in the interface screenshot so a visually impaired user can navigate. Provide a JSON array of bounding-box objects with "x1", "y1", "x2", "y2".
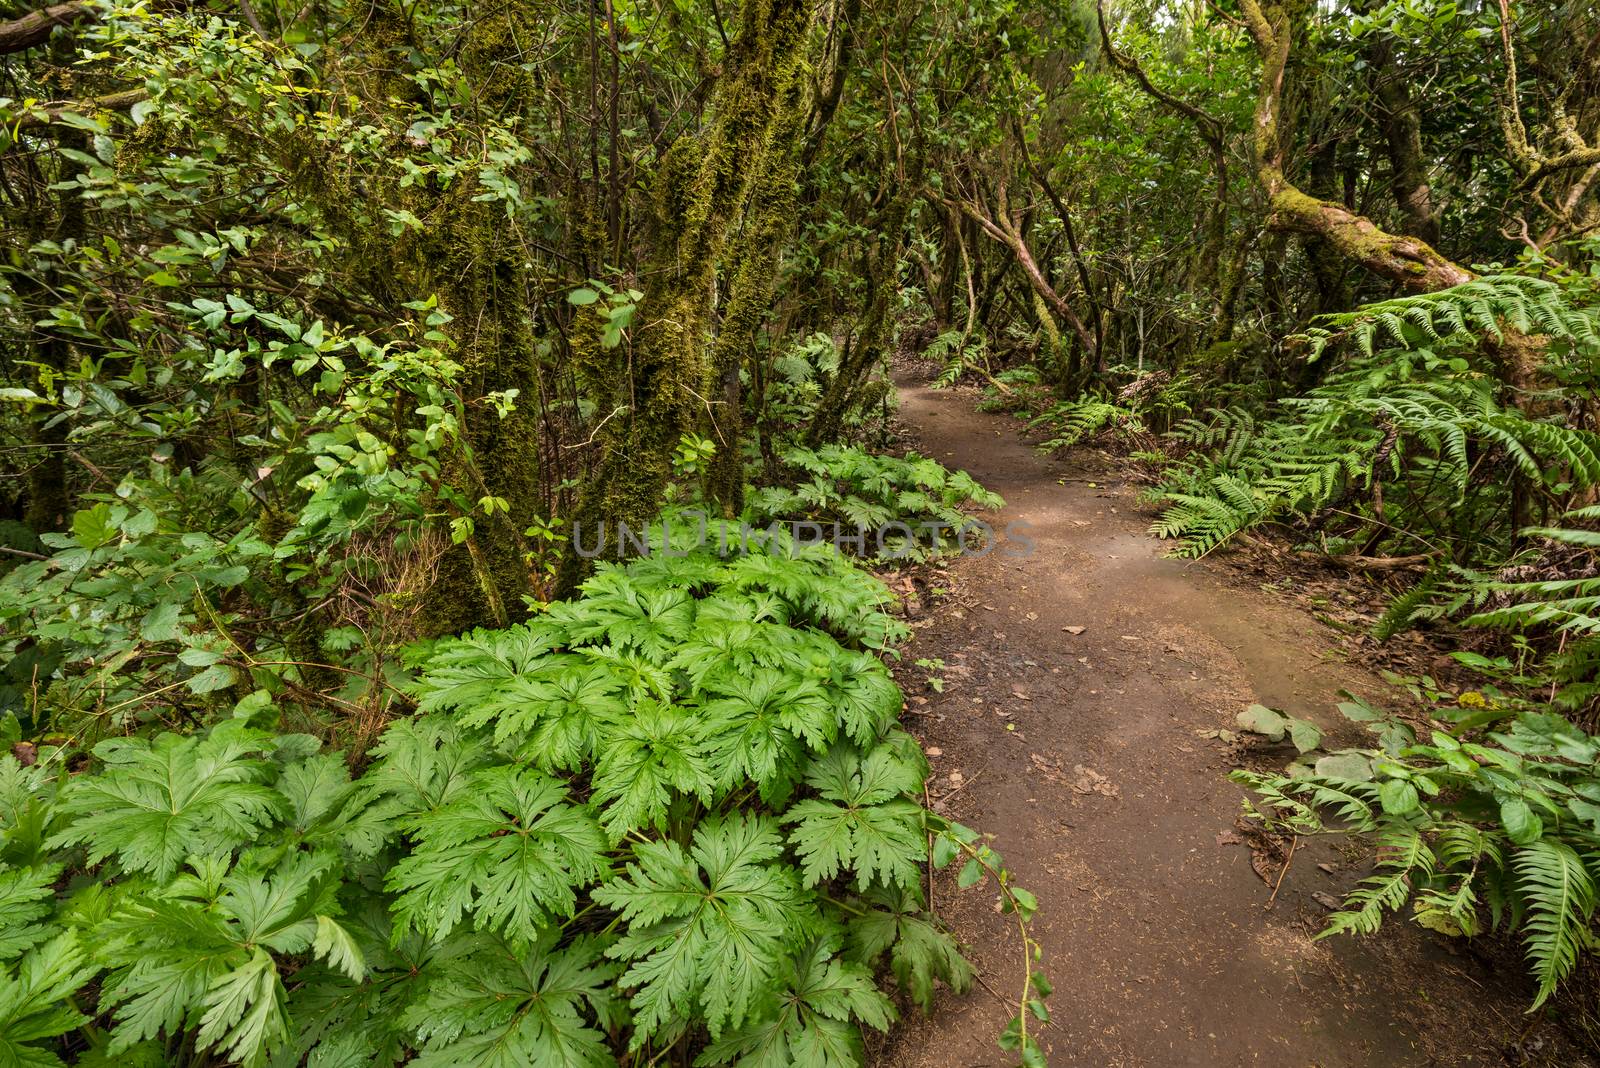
[
  {"x1": 556, "y1": 0, "x2": 813, "y2": 594},
  {"x1": 1238, "y1": 0, "x2": 1473, "y2": 293},
  {"x1": 702, "y1": 84, "x2": 808, "y2": 516},
  {"x1": 950, "y1": 176, "x2": 1098, "y2": 359},
  {"x1": 1359, "y1": 8, "x2": 1441, "y2": 244},
  {"x1": 0, "y1": 3, "x2": 91, "y2": 55}
]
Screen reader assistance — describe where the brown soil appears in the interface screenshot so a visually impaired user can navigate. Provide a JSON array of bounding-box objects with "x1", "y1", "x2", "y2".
[{"x1": 872, "y1": 376, "x2": 1591, "y2": 1068}]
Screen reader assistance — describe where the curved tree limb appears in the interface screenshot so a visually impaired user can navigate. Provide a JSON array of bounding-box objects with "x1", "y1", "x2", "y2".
[
  {"x1": 1009, "y1": 115, "x2": 1102, "y2": 354},
  {"x1": 1095, "y1": 1, "x2": 1225, "y2": 148},
  {"x1": 1237, "y1": 0, "x2": 1472, "y2": 292},
  {"x1": 0, "y1": 2, "x2": 92, "y2": 55},
  {"x1": 10, "y1": 89, "x2": 149, "y2": 131},
  {"x1": 1492, "y1": 0, "x2": 1600, "y2": 241},
  {"x1": 945, "y1": 175, "x2": 1098, "y2": 358}
]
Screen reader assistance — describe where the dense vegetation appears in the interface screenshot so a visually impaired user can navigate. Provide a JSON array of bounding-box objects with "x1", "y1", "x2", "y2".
[{"x1": 3, "y1": 0, "x2": 1600, "y2": 1062}]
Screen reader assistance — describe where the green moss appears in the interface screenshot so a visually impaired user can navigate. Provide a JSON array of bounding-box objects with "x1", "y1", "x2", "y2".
[
  {"x1": 702, "y1": 82, "x2": 807, "y2": 515},
  {"x1": 556, "y1": 0, "x2": 814, "y2": 592},
  {"x1": 809, "y1": 150, "x2": 924, "y2": 445},
  {"x1": 401, "y1": 1, "x2": 549, "y2": 633},
  {"x1": 1030, "y1": 289, "x2": 1066, "y2": 380}
]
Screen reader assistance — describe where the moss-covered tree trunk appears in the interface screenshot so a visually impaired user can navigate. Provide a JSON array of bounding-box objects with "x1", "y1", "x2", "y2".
[
  {"x1": 807, "y1": 150, "x2": 925, "y2": 446},
  {"x1": 555, "y1": 0, "x2": 813, "y2": 594},
  {"x1": 702, "y1": 86, "x2": 807, "y2": 517},
  {"x1": 1238, "y1": 0, "x2": 1472, "y2": 292},
  {"x1": 410, "y1": 3, "x2": 547, "y2": 634},
  {"x1": 267, "y1": 0, "x2": 552, "y2": 635}
]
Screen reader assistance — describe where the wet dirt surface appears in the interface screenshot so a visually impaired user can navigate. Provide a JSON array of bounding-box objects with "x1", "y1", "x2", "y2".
[{"x1": 872, "y1": 376, "x2": 1588, "y2": 1068}]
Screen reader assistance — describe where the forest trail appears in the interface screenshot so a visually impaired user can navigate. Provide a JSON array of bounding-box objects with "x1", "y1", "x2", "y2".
[{"x1": 877, "y1": 375, "x2": 1567, "y2": 1068}]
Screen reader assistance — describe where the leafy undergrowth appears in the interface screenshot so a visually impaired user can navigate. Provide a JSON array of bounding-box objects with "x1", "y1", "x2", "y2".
[
  {"x1": 1148, "y1": 276, "x2": 1600, "y2": 560},
  {"x1": 1236, "y1": 691, "x2": 1600, "y2": 1013},
  {"x1": 747, "y1": 445, "x2": 1004, "y2": 560},
  {"x1": 0, "y1": 525, "x2": 1048, "y2": 1067}
]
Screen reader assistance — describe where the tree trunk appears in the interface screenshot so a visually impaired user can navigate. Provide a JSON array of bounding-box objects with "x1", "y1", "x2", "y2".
[
  {"x1": 1238, "y1": 0, "x2": 1473, "y2": 293},
  {"x1": 1363, "y1": 22, "x2": 1441, "y2": 244},
  {"x1": 556, "y1": 0, "x2": 813, "y2": 594},
  {"x1": 702, "y1": 85, "x2": 808, "y2": 516}
]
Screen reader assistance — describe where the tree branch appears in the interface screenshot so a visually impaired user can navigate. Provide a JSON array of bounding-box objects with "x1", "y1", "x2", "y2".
[
  {"x1": 1095, "y1": 1, "x2": 1224, "y2": 149},
  {"x1": 1520, "y1": 147, "x2": 1600, "y2": 190},
  {"x1": 946, "y1": 178, "x2": 1098, "y2": 357},
  {"x1": 1237, "y1": 0, "x2": 1472, "y2": 292},
  {"x1": 10, "y1": 89, "x2": 150, "y2": 131},
  {"x1": 0, "y1": 3, "x2": 93, "y2": 55}
]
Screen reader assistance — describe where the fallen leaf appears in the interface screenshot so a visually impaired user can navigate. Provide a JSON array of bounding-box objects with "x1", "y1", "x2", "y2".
[
  {"x1": 1071, "y1": 765, "x2": 1119, "y2": 798},
  {"x1": 1314, "y1": 752, "x2": 1374, "y2": 780},
  {"x1": 1237, "y1": 703, "x2": 1289, "y2": 742},
  {"x1": 1215, "y1": 830, "x2": 1243, "y2": 846}
]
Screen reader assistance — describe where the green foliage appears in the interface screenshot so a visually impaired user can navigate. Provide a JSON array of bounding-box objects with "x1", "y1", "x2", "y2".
[
  {"x1": 0, "y1": 537, "x2": 1047, "y2": 1065},
  {"x1": 924, "y1": 330, "x2": 990, "y2": 390},
  {"x1": 1299, "y1": 275, "x2": 1600, "y2": 362},
  {"x1": 595, "y1": 814, "x2": 807, "y2": 1042},
  {"x1": 1236, "y1": 699, "x2": 1600, "y2": 1008},
  {"x1": 784, "y1": 741, "x2": 928, "y2": 890},
  {"x1": 747, "y1": 446, "x2": 1003, "y2": 561},
  {"x1": 48, "y1": 726, "x2": 284, "y2": 880},
  {"x1": 697, "y1": 934, "x2": 895, "y2": 1068},
  {"x1": 1150, "y1": 275, "x2": 1600, "y2": 558},
  {"x1": 846, "y1": 886, "x2": 976, "y2": 1014},
  {"x1": 1027, "y1": 399, "x2": 1139, "y2": 451},
  {"x1": 0, "y1": 304, "x2": 476, "y2": 741},
  {"x1": 0, "y1": 933, "x2": 94, "y2": 1067},
  {"x1": 1023, "y1": 371, "x2": 1195, "y2": 452},
  {"x1": 386, "y1": 766, "x2": 608, "y2": 944},
  {"x1": 402, "y1": 931, "x2": 622, "y2": 1068}
]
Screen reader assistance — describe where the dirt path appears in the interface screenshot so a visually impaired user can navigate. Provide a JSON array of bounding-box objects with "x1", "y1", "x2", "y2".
[{"x1": 876, "y1": 377, "x2": 1582, "y2": 1068}]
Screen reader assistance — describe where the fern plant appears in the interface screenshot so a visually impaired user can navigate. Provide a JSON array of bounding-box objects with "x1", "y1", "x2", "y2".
[
  {"x1": 1299, "y1": 273, "x2": 1600, "y2": 363},
  {"x1": 922, "y1": 329, "x2": 989, "y2": 390},
  {"x1": 1027, "y1": 398, "x2": 1140, "y2": 452},
  {"x1": 1149, "y1": 275, "x2": 1600, "y2": 558},
  {"x1": 1235, "y1": 698, "x2": 1600, "y2": 1008},
  {"x1": 976, "y1": 364, "x2": 1052, "y2": 416}
]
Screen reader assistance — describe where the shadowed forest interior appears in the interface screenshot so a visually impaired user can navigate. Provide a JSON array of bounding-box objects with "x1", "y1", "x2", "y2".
[{"x1": 3, "y1": 0, "x2": 1600, "y2": 1064}]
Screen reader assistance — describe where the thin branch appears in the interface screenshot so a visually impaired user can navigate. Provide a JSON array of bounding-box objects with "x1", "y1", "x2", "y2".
[{"x1": 10, "y1": 89, "x2": 150, "y2": 131}]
